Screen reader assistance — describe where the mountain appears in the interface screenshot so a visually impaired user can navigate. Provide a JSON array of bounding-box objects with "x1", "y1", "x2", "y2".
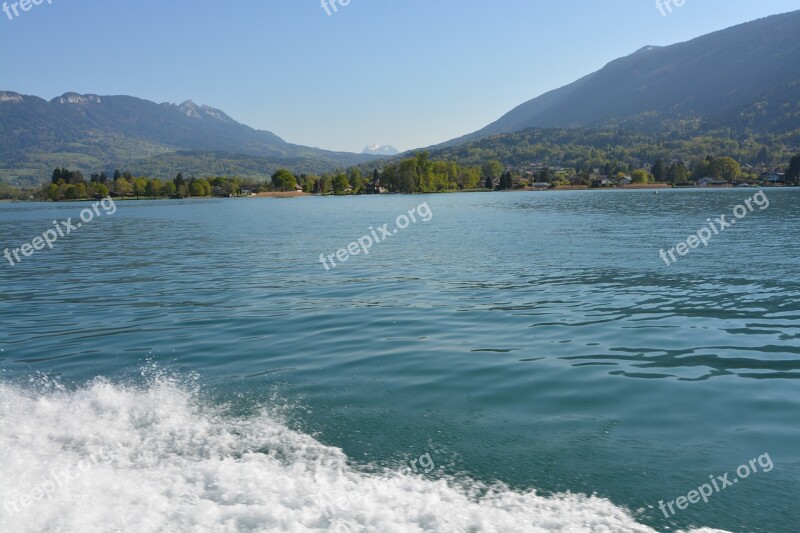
[
  {"x1": 362, "y1": 144, "x2": 400, "y2": 156},
  {"x1": 0, "y1": 92, "x2": 376, "y2": 186},
  {"x1": 461, "y1": 11, "x2": 800, "y2": 142}
]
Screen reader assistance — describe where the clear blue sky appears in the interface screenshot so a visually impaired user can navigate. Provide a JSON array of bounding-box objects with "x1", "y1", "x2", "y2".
[{"x1": 1, "y1": 1, "x2": 797, "y2": 153}]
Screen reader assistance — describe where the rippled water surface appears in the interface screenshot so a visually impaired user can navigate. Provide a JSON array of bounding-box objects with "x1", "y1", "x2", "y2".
[{"x1": 1, "y1": 190, "x2": 798, "y2": 532}]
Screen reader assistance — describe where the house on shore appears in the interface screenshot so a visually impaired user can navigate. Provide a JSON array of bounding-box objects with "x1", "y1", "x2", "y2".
[
  {"x1": 760, "y1": 172, "x2": 785, "y2": 185},
  {"x1": 697, "y1": 177, "x2": 729, "y2": 187},
  {"x1": 592, "y1": 176, "x2": 614, "y2": 187},
  {"x1": 366, "y1": 179, "x2": 388, "y2": 194}
]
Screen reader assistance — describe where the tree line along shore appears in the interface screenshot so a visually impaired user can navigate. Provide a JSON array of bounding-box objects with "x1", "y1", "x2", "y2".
[{"x1": 2, "y1": 151, "x2": 799, "y2": 202}]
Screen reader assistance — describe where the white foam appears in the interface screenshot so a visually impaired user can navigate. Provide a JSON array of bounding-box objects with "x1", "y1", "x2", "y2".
[{"x1": 0, "y1": 376, "x2": 728, "y2": 532}]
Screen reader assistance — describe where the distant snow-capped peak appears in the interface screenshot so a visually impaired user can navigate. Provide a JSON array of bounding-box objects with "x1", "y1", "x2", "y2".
[{"x1": 362, "y1": 144, "x2": 399, "y2": 156}]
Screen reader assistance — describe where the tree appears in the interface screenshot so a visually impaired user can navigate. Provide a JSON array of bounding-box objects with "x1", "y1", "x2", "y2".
[
  {"x1": 114, "y1": 179, "x2": 132, "y2": 197},
  {"x1": 332, "y1": 173, "x2": 350, "y2": 195},
  {"x1": 145, "y1": 179, "x2": 163, "y2": 198},
  {"x1": 163, "y1": 182, "x2": 177, "y2": 197},
  {"x1": 188, "y1": 178, "x2": 211, "y2": 197},
  {"x1": 349, "y1": 168, "x2": 364, "y2": 193},
  {"x1": 498, "y1": 172, "x2": 513, "y2": 190},
  {"x1": 456, "y1": 167, "x2": 481, "y2": 189},
  {"x1": 46, "y1": 183, "x2": 59, "y2": 201},
  {"x1": 221, "y1": 181, "x2": 238, "y2": 196},
  {"x1": 786, "y1": 154, "x2": 800, "y2": 185},
  {"x1": 303, "y1": 175, "x2": 319, "y2": 193},
  {"x1": 668, "y1": 162, "x2": 688, "y2": 185},
  {"x1": 134, "y1": 178, "x2": 147, "y2": 199},
  {"x1": 631, "y1": 169, "x2": 650, "y2": 184},
  {"x1": 271, "y1": 169, "x2": 297, "y2": 191},
  {"x1": 651, "y1": 159, "x2": 667, "y2": 182},
  {"x1": 173, "y1": 173, "x2": 187, "y2": 197},
  {"x1": 51, "y1": 168, "x2": 86, "y2": 185},
  {"x1": 95, "y1": 184, "x2": 110, "y2": 197},
  {"x1": 398, "y1": 159, "x2": 418, "y2": 193},
  {"x1": 64, "y1": 185, "x2": 80, "y2": 200},
  {"x1": 691, "y1": 157, "x2": 713, "y2": 180},
  {"x1": 319, "y1": 174, "x2": 332, "y2": 195},
  {"x1": 710, "y1": 157, "x2": 741, "y2": 181},
  {"x1": 481, "y1": 160, "x2": 503, "y2": 182}
]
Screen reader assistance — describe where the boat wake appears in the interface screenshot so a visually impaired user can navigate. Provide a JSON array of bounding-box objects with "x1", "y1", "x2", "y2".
[{"x1": 0, "y1": 374, "x2": 728, "y2": 532}]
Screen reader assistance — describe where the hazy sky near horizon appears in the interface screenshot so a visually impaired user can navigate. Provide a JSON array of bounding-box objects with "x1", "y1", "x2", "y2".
[{"x1": 1, "y1": 1, "x2": 798, "y2": 153}]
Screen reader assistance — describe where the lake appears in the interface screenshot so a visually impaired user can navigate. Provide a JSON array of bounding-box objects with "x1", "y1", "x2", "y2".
[{"x1": 1, "y1": 189, "x2": 798, "y2": 532}]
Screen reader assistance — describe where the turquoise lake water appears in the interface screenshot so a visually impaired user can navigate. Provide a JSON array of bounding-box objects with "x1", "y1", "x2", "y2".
[{"x1": 1, "y1": 190, "x2": 798, "y2": 532}]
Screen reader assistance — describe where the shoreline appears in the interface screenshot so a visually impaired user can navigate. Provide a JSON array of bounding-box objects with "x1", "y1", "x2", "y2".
[
  {"x1": 4, "y1": 184, "x2": 795, "y2": 204},
  {"x1": 253, "y1": 191, "x2": 310, "y2": 198}
]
